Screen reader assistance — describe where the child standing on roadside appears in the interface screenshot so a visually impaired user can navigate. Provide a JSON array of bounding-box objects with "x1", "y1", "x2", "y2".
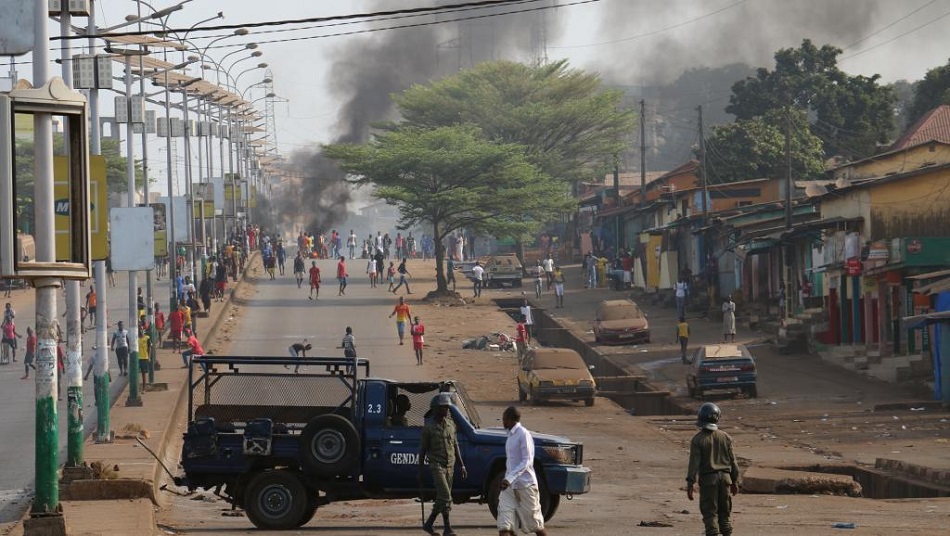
[
  {"x1": 21, "y1": 326, "x2": 36, "y2": 379},
  {"x1": 676, "y1": 316, "x2": 690, "y2": 363}
]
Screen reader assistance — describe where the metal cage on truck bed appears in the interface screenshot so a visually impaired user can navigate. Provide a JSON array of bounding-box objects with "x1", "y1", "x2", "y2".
[{"x1": 187, "y1": 356, "x2": 371, "y2": 430}]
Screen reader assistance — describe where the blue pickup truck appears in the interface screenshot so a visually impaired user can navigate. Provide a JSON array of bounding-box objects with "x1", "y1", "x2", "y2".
[{"x1": 176, "y1": 356, "x2": 591, "y2": 530}]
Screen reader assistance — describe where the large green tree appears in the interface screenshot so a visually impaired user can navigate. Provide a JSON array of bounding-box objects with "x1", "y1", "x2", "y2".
[
  {"x1": 392, "y1": 60, "x2": 637, "y2": 184},
  {"x1": 727, "y1": 39, "x2": 895, "y2": 160},
  {"x1": 706, "y1": 109, "x2": 824, "y2": 182},
  {"x1": 908, "y1": 58, "x2": 950, "y2": 125},
  {"x1": 323, "y1": 125, "x2": 573, "y2": 293}
]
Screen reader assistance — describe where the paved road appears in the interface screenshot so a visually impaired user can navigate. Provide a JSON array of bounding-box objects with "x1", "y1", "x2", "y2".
[{"x1": 0, "y1": 271, "x2": 182, "y2": 523}]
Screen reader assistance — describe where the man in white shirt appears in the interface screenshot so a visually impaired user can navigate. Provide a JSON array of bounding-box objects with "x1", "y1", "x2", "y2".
[
  {"x1": 498, "y1": 406, "x2": 547, "y2": 536},
  {"x1": 674, "y1": 277, "x2": 689, "y2": 319},
  {"x1": 472, "y1": 261, "x2": 485, "y2": 298},
  {"x1": 541, "y1": 255, "x2": 554, "y2": 290},
  {"x1": 520, "y1": 298, "x2": 535, "y2": 339}
]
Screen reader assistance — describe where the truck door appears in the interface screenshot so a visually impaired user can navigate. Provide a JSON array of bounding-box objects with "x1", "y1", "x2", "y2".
[{"x1": 362, "y1": 386, "x2": 427, "y2": 493}]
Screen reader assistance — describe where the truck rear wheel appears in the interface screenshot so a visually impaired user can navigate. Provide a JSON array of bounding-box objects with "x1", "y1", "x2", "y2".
[
  {"x1": 300, "y1": 414, "x2": 360, "y2": 477},
  {"x1": 487, "y1": 471, "x2": 561, "y2": 522},
  {"x1": 244, "y1": 470, "x2": 308, "y2": 530}
]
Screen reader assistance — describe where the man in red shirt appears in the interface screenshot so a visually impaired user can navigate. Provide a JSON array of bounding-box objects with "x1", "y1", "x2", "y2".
[
  {"x1": 168, "y1": 306, "x2": 184, "y2": 352},
  {"x1": 337, "y1": 257, "x2": 348, "y2": 296},
  {"x1": 515, "y1": 315, "x2": 529, "y2": 361},
  {"x1": 182, "y1": 328, "x2": 205, "y2": 368},
  {"x1": 309, "y1": 261, "x2": 322, "y2": 300}
]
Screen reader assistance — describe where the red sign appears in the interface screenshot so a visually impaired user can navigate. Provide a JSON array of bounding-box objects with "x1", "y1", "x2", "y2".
[
  {"x1": 846, "y1": 258, "x2": 862, "y2": 276},
  {"x1": 907, "y1": 239, "x2": 922, "y2": 254}
]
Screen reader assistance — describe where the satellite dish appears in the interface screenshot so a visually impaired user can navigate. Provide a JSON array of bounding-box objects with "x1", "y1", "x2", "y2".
[{"x1": 805, "y1": 183, "x2": 828, "y2": 197}]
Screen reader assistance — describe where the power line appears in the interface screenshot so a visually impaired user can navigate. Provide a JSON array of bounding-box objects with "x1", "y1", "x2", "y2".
[
  {"x1": 841, "y1": 0, "x2": 937, "y2": 51},
  {"x1": 840, "y1": 5, "x2": 950, "y2": 62},
  {"x1": 51, "y1": 0, "x2": 552, "y2": 41}
]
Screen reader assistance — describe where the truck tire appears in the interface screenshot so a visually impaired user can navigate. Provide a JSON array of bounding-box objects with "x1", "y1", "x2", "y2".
[
  {"x1": 300, "y1": 414, "x2": 360, "y2": 477},
  {"x1": 244, "y1": 470, "x2": 308, "y2": 530},
  {"x1": 297, "y1": 492, "x2": 319, "y2": 528},
  {"x1": 487, "y1": 471, "x2": 561, "y2": 522}
]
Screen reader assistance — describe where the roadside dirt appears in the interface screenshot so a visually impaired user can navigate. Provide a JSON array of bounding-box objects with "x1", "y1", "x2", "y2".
[{"x1": 156, "y1": 259, "x2": 950, "y2": 535}]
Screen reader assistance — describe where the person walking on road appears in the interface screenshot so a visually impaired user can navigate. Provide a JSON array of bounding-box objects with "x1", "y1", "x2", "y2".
[
  {"x1": 85, "y1": 287, "x2": 97, "y2": 329},
  {"x1": 721, "y1": 296, "x2": 736, "y2": 343},
  {"x1": 686, "y1": 402, "x2": 740, "y2": 536},
  {"x1": 293, "y1": 252, "x2": 306, "y2": 288},
  {"x1": 542, "y1": 254, "x2": 555, "y2": 290},
  {"x1": 392, "y1": 258, "x2": 412, "y2": 294},
  {"x1": 497, "y1": 406, "x2": 547, "y2": 536},
  {"x1": 389, "y1": 296, "x2": 411, "y2": 346},
  {"x1": 21, "y1": 326, "x2": 36, "y2": 379},
  {"x1": 676, "y1": 316, "x2": 691, "y2": 363},
  {"x1": 386, "y1": 261, "x2": 397, "y2": 292},
  {"x1": 110, "y1": 321, "x2": 131, "y2": 376},
  {"x1": 419, "y1": 393, "x2": 467, "y2": 536},
  {"x1": 675, "y1": 277, "x2": 689, "y2": 320},
  {"x1": 410, "y1": 316, "x2": 425, "y2": 365},
  {"x1": 309, "y1": 261, "x2": 322, "y2": 300},
  {"x1": 337, "y1": 257, "x2": 349, "y2": 296},
  {"x1": 515, "y1": 315, "x2": 529, "y2": 361},
  {"x1": 366, "y1": 256, "x2": 378, "y2": 288},
  {"x1": 533, "y1": 261, "x2": 544, "y2": 299},
  {"x1": 340, "y1": 326, "x2": 357, "y2": 358},
  {"x1": 472, "y1": 260, "x2": 485, "y2": 298},
  {"x1": 553, "y1": 266, "x2": 565, "y2": 309},
  {"x1": 445, "y1": 255, "x2": 457, "y2": 292},
  {"x1": 347, "y1": 229, "x2": 358, "y2": 259}
]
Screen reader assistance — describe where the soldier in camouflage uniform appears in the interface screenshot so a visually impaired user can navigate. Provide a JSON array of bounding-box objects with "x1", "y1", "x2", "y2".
[
  {"x1": 686, "y1": 402, "x2": 740, "y2": 536},
  {"x1": 419, "y1": 393, "x2": 467, "y2": 536}
]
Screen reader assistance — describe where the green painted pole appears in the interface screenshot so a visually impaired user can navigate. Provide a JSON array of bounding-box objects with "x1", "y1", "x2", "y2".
[
  {"x1": 94, "y1": 262, "x2": 111, "y2": 443},
  {"x1": 148, "y1": 312, "x2": 158, "y2": 384},
  {"x1": 65, "y1": 282, "x2": 83, "y2": 466}
]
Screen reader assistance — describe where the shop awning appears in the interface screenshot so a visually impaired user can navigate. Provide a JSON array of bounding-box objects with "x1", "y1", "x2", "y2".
[
  {"x1": 913, "y1": 277, "x2": 950, "y2": 295},
  {"x1": 781, "y1": 216, "x2": 863, "y2": 239},
  {"x1": 903, "y1": 310, "x2": 950, "y2": 330},
  {"x1": 907, "y1": 268, "x2": 950, "y2": 281}
]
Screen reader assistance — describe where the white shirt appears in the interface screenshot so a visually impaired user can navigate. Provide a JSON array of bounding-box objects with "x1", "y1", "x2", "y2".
[
  {"x1": 675, "y1": 281, "x2": 688, "y2": 298},
  {"x1": 520, "y1": 305, "x2": 534, "y2": 326},
  {"x1": 366, "y1": 260, "x2": 377, "y2": 274},
  {"x1": 504, "y1": 422, "x2": 537, "y2": 489},
  {"x1": 542, "y1": 258, "x2": 554, "y2": 272},
  {"x1": 472, "y1": 265, "x2": 484, "y2": 281}
]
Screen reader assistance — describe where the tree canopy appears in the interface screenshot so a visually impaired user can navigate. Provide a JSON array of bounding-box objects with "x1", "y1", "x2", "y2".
[
  {"x1": 391, "y1": 59, "x2": 637, "y2": 183},
  {"x1": 908, "y1": 58, "x2": 950, "y2": 124},
  {"x1": 705, "y1": 109, "x2": 824, "y2": 183},
  {"x1": 727, "y1": 39, "x2": 894, "y2": 160},
  {"x1": 323, "y1": 125, "x2": 573, "y2": 291}
]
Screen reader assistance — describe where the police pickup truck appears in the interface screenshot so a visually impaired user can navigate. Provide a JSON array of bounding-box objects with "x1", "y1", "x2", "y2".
[{"x1": 175, "y1": 356, "x2": 591, "y2": 530}]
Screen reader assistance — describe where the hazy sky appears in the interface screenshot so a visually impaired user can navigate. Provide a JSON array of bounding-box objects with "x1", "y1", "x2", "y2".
[{"x1": 7, "y1": 0, "x2": 950, "y2": 195}]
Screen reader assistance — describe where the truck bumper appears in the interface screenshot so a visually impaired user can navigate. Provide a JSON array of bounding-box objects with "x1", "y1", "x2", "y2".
[{"x1": 544, "y1": 465, "x2": 591, "y2": 495}]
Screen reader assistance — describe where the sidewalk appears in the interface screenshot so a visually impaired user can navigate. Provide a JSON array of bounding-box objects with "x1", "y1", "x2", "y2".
[{"x1": 4, "y1": 258, "x2": 255, "y2": 536}]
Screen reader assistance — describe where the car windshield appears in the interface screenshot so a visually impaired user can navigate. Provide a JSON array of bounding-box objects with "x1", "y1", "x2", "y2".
[
  {"x1": 704, "y1": 344, "x2": 746, "y2": 359},
  {"x1": 532, "y1": 351, "x2": 585, "y2": 370},
  {"x1": 600, "y1": 304, "x2": 643, "y2": 321}
]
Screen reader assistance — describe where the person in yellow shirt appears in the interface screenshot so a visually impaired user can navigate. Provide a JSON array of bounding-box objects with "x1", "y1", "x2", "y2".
[
  {"x1": 138, "y1": 327, "x2": 151, "y2": 387},
  {"x1": 676, "y1": 316, "x2": 690, "y2": 364},
  {"x1": 180, "y1": 304, "x2": 193, "y2": 334}
]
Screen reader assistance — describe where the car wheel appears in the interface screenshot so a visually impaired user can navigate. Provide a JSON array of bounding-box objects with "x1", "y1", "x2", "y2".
[
  {"x1": 584, "y1": 397, "x2": 595, "y2": 407},
  {"x1": 244, "y1": 470, "x2": 308, "y2": 531},
  {"x1": 747, "y1": 385, "x2": 758, "y2": 398},
  {"x1": 299, "y1": 415, "x2": 360, "y2": 477}
]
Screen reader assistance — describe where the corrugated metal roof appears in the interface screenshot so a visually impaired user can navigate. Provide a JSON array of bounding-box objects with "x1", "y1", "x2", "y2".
[{"x1": 891, "y1": 104, "x2": 950, "y2": 150}]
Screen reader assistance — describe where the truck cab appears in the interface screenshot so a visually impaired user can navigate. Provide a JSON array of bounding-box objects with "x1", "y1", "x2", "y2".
[{"x1": 178, "y1": 356, "x2": 591, "y2": 530}]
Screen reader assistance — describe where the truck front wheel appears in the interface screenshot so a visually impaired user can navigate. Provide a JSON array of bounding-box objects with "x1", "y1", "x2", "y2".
[
  {"x1": 487, "y1": 472, "x2": 561, "y2": 523},
  {"x1": 300, "y1": 414, "x2": 361, "y2": 477},
  {"x1": 244, "y1": 470, "x2": 308, "y2": 530}
]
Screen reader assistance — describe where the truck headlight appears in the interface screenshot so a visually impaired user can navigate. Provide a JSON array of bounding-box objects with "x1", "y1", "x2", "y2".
[{"x1": 542, "y1": 445, "x2": 578, "y2": 465}]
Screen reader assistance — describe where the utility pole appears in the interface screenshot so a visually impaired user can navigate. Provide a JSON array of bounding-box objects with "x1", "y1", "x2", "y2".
[
  {"x1": 59, "y1": 5, "x2": 84, "y2": 471},
  {"x1": 785, "y1": 107, "x2": 793, "y2": 230},
  {"x1": 30, "y1": 0, "x2": 63, "y2": 525},
  {"x1": 639, "y1": 99, "x2": 646, "y2": 207},
  {"x1": 698, "y1": 105, "x2": 708, "y2": 223},
  {"x1": 122, "y1": 53, "x2": 142, "y2": 406},
  {"x1": 136, "y1": 3, "x2": 155, "y2": 385},
  {"x1": 88, "y1": 0, "x2": 112, "y2": 445}
]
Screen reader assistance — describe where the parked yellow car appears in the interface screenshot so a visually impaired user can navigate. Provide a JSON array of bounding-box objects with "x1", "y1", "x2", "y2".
[{"x1": 518, "y1": 348, "x2": 597, "y2": 406}]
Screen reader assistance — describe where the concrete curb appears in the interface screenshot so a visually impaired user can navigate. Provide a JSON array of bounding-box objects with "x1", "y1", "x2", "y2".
[{"x1": 150, "y1": 252, "x2": 259, "y2": 501}]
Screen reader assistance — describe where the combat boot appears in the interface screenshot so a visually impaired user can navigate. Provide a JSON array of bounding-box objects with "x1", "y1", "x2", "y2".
[
  {"x1": 422, "y1": 510, "x2": 438, "y2": 535},
  {"x1": 441, "y1": 511, "x2": 456, "y2": 536}
]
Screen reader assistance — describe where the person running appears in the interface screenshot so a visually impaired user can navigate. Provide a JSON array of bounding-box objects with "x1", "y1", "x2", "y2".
[
  {"x1": 366, "y1": 256, "x2": 378, "y2": 288},
  {"x1": 337, "y1": 257, "x2": 348, "y2": 296},
  {"x1": 471, "y1": 261, "x2": 485, "y2": 298},
  {"x1": 168, "y1": 305, "x2": 184, "y2": 352},
  {"x1": 264, "y1": 254, "x2": 276, "y2": 280},
  {"x1": 293, "y1": 252, "x2": 306, "y2": 288},
  {"x1": 392, "y1": 258, "x2": 412, "y2": 294},
  {"x1": 410, "y1": 316, "x2": 425, "y2": 365},
  {"x1": 287, "y1": 340, "x2": 312, "y2": 373},
  {"x1": 388, "y1": 296, "x2": 411, "y2": 346},
  {"x1": 309, "y1": 261, "x2": 322, "y2": 300}
]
